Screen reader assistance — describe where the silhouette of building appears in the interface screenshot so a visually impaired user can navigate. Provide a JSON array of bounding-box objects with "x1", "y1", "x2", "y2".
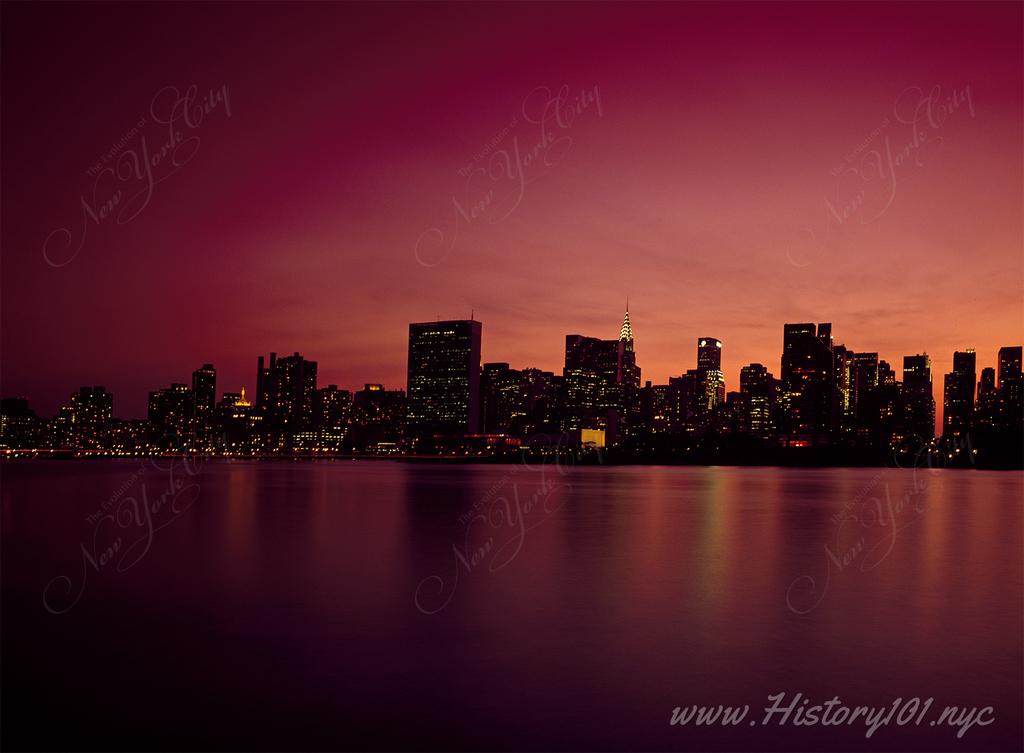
[
  {"x1": 406, "y1": 319, "x2": 481, "y2": 446},
  {"x1": 694, "y1": 338, "x2": 725, "y2": 428},
  {"x1": 274, "y1": 352, "x2": 319, "y2": 432},
  {"x1": 563, "y1": 334, "x2": 618, "y2": 432},
  {"x1": 697, "y1": 337, "x2": 722, "y2": 371},
  {"x1": 148, "y1": 383, "x2": 192, "y2": 449},
  {"x1": 942, "y1": 350, "x2": 976, "y2": 438},
  {"x1": 832, "y1": 344, "x2": 856, "y2": 437},
  {"x1": 481, "y1": 362, "x2": 523, "y2": 435},
  {"x1": 902, "y1": 354, "x2": 935, "y2": 442},
  {"x1": 68, "y1": 386, "x2": 114, "y2": 450},
  {"x1": 255, "y1": 353, "x2": 275, "y2": 411},
  {"x1": 997, "y1": 345, "x2": 1023, "y2": 431},
  {"x1": 4, "y1": 316, "x2": 1017, "y2": 464},
  {"x1": 0, "y1": 398, "x2": 45, "y2": 449},
  {"x1": 560, "y1": 307, "x2": 640, "y2": 444},
  {"x1": 665, "y1": 372, "x2": 697, "y2": 436},
  {"x1": 352, "y1": 384, "x2": 405, "y2": 452},
  {"x1": 738, "y1": 363, "x2": 778, "y2": 441},
  {"x1": 617, "y1": 307, "x2": 642, "y2": 437},
  {"x1": 313, "y1": 384, "x2": 352, "y2": 450},
  {"x1": 780, "y1": 323, "x2": 834, "y2": 446},
  {"x1": 849, "y1": 352, "x2": 880, "y2": 444},
  {"x1": 191, "y1": 363, "x2": 217, "y2": 446},
  {"x1": 976, "y1": 367, "x2": 999, "y2": 430},
  {"x1": 192, "y1": 364, "x2": 217, "y2": 419}
]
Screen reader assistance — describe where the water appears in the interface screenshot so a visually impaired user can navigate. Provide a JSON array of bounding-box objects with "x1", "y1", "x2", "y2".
[{"x1": 2, "y1": 460, "x2": 1021, "y2": 751}]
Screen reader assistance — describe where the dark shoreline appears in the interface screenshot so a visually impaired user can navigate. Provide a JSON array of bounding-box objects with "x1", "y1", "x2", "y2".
[{"x1": 3, "y1": 450, "x2": 1021, "y2": 470}]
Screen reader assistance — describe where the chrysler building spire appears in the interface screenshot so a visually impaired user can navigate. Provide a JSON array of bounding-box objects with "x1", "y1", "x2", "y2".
[{"x1": 619, "y1": 302, "x2": 633, "y2": 342}]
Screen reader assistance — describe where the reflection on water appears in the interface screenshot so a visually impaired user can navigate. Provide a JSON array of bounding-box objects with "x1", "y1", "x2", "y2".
[{"x1": 2, "y1": 460, "x2": 1021, "y2": 751}]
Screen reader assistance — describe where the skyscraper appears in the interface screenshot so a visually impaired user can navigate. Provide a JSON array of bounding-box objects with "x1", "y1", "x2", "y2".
[
  {"x1": 560, "y1": 307, "x2": 641, "y2": 443},
  {"x1": 562, "y1": 334, "x2": 619, "y2": 433},
  {"x1": 902, "y1": 354, "x2": 935, "y2": 441},
  {"x1": 617, "y1": 306, "x2": 642, "y2": 437},
  {"x1": 694, "y1": 337, "x2": 725, "y2": 423},
  {"x1": 832, "y1": 344, "x2": 855, "y2": 435},
  {"x1": 191, "y1": 364, "x2": 217, "y2": 441},
  {"x1": 481, "y1": 362, "x2": 524, "y2": 435},
  {"x1": 738, "y1": 363, "x2": 777, "y2": 441},
  {"x1": 406, "y1": 319, "x2": 482, "y2": 445},
  {"x1": 942, "y1": 350, "x2": 976, "y2": 438},
  {"x1": 665, "y1": 372, "x2": 697, "y2": 435},
  {"x1": 997, "y1": 346, "x2": 1023, "y2": 388},
  {"x1": 255, "y1": 353, "x2": 274, "y2": 411},
  {"x1": 274, "y1": 352, "x2": 319, "y2": 430},
  {"x1": 851, "y1": 352, "x2": 879, "y2": 411},
  {"x1": 997, "y1": 346, "x2": 1023, "y2": 430},
  {"x1": 780, "y1": 323, "x2": 834, "y2": 445},
  {"x1": 148, "y1": 383, "x2": 192, "y2": 449},
  {"x1": 976, "y1": 367, "x2": 999, "y2": 430},
  {"x1": 697, "y1": 338, "x2": 722, "y2": 371}
]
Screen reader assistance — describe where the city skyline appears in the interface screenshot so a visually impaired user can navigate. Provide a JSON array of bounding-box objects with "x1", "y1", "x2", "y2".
[
  {"x1": 2, "y1": 2, "x2": 1021, "y2": 425},
  {"x1": 3, "y1": 309, "x2": 1019, "y2": 439}
]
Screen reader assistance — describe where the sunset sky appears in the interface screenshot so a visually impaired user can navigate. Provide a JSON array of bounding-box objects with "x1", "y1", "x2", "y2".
[{"x1": 2, "y1": 1, "x2": 1021, "y2": 426}]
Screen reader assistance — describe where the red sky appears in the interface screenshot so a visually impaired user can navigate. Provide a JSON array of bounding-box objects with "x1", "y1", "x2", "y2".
[{"x1": 2, "y1": 2, "x2": 1022, "y2": 429}]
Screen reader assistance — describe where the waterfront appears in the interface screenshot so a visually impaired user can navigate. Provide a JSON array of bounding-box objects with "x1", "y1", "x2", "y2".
[{"x1": 2, "y1": 461, "x2": 1021, "y2": 751}]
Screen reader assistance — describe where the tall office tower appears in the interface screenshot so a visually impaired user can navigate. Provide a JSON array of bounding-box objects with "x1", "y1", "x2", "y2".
[
  {"x1": 693, "y1": 337, "x2": 725, "y2": 423},
  {"x1": 406, "y1": 319, "x2": 482, "y2": 445},
  {"x1": 851, "y1": 352, "x2": 879, "y2": 411},
  {"x1": 617, "y1": 307, "x2": 642, "y2": 436},
  {"x1": 691, "y1": 367, "x2": 724, "y2": 428},
  {"x1": 666, "y1": 372, "x2": 697, "y2": 435},
  {"x1": 998, "y1": 346, "x2": 1023, "y2": 386},
  {"x1": 191, "y1": 363, "x2": 217, "y2": 423},
  {"x1": 780, "y1": 322, "x2": 835, "y2": 446},
  {"x1": 562, "y1": 334, "x2": 619, "y2": 432},
  {"x1": 273, "y1": 352, "x2": 319, "y2": 430},
  {"x1": 561, "y1": 308, "x2": 639, "y2": 442},
  {"x1": 902, "y1": 354, "x2": 935, "y2": 441},
  {"x1": 481, "y1": 362, "x2": 525, "y2": 435},
  {"x1": 255, "y1": 353, "x2": 275, "y2": 410},
  {"x1": 942, "y1": 350, "x2": 976, "y2": 438},
  {"x1": 873, "y1": 359, "x2": 903, "y2": 446},
  {"x1": 738, "y1": 363, "x2": 778, "y2": 441},
  {"x1": 997, "y1": 345, "x2": 1023, "y2": 431},
  {"x1": 68, "y1": 386, "x2": 114, "y2": 450},
  {"x1": 975, "y1": 367, "x2": 999, "y2": 430},
  {"x1": 148, "y1": 383, "x2": 193, "y2": 448},
  {"x1": 832, "y1": 344, "x2": 855, "y2": 435},
  {"x1": 697, "y1": 337, "x2": 722, "y2": 371}
]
